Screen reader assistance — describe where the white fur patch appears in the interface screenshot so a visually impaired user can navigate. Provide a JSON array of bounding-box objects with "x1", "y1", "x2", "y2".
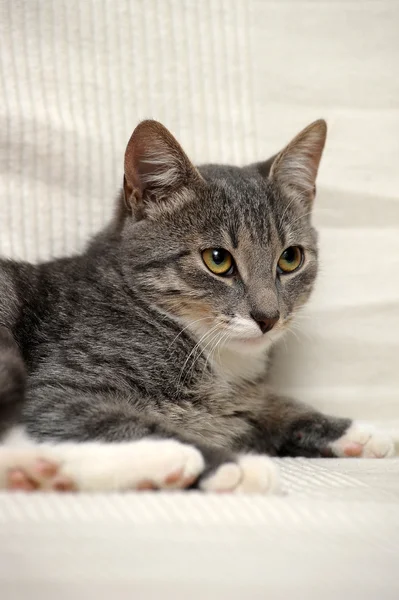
[
  {"x1": 141, "y1": 153, "x2": 180, "y2": 188},
  {"x1": 0, "y1": 438, "x2": 205, "y2": 491},
  {"x1": 329, "y1": 422, "x2": 395, "y2": 458},
  {"x1": 214, "y1": 345, "x2": 270, "y2": 382},
  {"x1": 200, "y1": 454, "x2": 280, "y2": 494},
  {"x1": 2, "y1": 425, "x2": 35, "y2": 447}
]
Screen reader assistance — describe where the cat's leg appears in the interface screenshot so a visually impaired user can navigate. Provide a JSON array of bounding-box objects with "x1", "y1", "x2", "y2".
[
  {"x1": 0, "y1": 435, "x2": 205, "y2": 492},
  {"x1": 1, "y1": 440, "x2": 280, "y2": 494},
  {"x1": 252, "y1": 394, "x2": 394, "y2": 459},
  {"x1": 198, "y1": 453, "x2": 280, "y2": 493},
  {"x1": 327, "y1": 422, "x2": 395, "y2": 458},
  {"x1": 0, "y1": 435, "x2": 280, "y2": 494}
]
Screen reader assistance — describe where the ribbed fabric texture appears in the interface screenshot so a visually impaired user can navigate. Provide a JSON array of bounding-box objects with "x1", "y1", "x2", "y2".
[
  {"x1": 0, "y1": 0, "x2": 259, "y2": 260},
  {"x1": 1, "y1": 0, "x2": 398, "y2": 260},
  {"x1": 1, "y1": 459, "x2": 399, "y2": 599}
]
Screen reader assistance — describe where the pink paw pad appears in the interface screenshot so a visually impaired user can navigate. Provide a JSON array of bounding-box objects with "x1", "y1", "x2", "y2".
[
  {"x1": 51, "y1": 475, "x2": 76, "y2": 492},
  {"x1": 32, "y1": 459, "x2": 58, "y2": 478},
  {"x1": 7, "y1": 469, "x2": 37, "y2": 491},
  {"x1": 329, "y1": 424, "x2": 394, "y2": 459},
  {"x1": 343, "y1": 442, "x2": 364, "y2": 457},
  {"x1": 6, "y1": 459, "x2": 75, "y2": 493}
]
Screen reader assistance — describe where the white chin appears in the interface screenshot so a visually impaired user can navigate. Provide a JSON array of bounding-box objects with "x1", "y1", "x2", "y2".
[{"x1": 228, "y1": 334, "x2": 273, "y2": 352}]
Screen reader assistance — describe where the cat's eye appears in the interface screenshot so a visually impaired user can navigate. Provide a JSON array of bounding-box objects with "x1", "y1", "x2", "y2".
[
  {"x1": 277, "y1": 246, "x2": 303, "y2": 274},
  {"x1": 202, "y1": 248, "x2": 235, "y2": 276}
]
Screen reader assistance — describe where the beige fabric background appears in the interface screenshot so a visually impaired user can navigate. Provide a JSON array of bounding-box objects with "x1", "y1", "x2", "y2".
[{"x1": 1, "y1": 1, "x2": 399, "y2": 598}]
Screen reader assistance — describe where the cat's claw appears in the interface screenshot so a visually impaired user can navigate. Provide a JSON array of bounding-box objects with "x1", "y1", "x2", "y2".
[
  {"x1": 200, "y1": 454, "x2": 280, "y2": 494},
  {"x1": 329, "y1": 423, "x2": 395, "y2": 458}
]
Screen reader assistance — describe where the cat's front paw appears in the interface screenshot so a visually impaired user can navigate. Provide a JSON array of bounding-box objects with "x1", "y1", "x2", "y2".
[
  {"x1": 200, "y1": 454, "x2": 280, "y2": 494},
  {"x1": 0, "y1": 449, "x2": 75, "y2": 491},
  {"x1": 329, "y1": 423, "x2": 395, "y2": 458},
  {"x1": 101, "y1": 439, "x2": 205, "y2": 491},
  {"x1": 0, "y1": 439, "x2": 206, "y2": 492}
]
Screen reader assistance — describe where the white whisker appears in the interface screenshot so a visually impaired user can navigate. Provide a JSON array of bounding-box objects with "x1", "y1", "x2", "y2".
[
  {"x1": 278, "y1": 195, "x2": 300, "y2": 230},
  {"x1": 217, "y1": 330, "x2": 231, "y2": 364},
  {"x1": 288, "y1": 210, "x2": 314, "y2": 228},
  {"x1": 167, "y1": 316, "x2": 213, "y2": 350},
  {"x1": 176, "y1": 324, "x2": 220, "y2": 391},
  {"x1": 200, "y1": 329, "x2": 223, "y2": 381}
]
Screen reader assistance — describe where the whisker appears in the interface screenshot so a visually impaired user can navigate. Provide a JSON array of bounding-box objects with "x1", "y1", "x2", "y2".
[
  {"x1": 176, "y1": 329, "x2": 213, "y2": 390},
  {"x1": 282, "y1": 337, "x2": 288, "y2": 354},
  {"x1": 278, "y1": 195, "x2": 301, "y2": 230},
  {"x1": 288, "y1": 327, "x2": 300, "y2": 343},
  {"x1": 287, "y1": 210, "x2": 314, "y2": 228},
  {"x1": 176, "y1": 324, "x2": 220, "y2": 391},
  {"x1": 200, "y1": 329, "x2": 223, "y2": 381},
  {"x1": 167, "y1": 316, "x2": 213, "y2": 349},
  {"x1": 217, "y1": 330, "x2": 231, "y2": 364},
  {"x1": 187, "y1": 329, "x2": 222, "y2": 387}
]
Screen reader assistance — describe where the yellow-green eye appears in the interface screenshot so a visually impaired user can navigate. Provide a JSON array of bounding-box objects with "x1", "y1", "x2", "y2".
[
  {"x1": 277, "y1": 246, "x2": 303, "y2": 274},
  {"x1": 202, "y1": 248, "x2": 234, "y2": 276}
]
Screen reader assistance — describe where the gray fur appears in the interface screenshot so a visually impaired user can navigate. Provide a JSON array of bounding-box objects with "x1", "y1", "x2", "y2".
[{"x1": 0, "y1": 120, "x2": 351, "y2": 480}]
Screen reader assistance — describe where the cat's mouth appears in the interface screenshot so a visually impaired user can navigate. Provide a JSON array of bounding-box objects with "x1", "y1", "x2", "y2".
[
  {"x1": 186, "y1": 315, "x2": 286, "y2": 353},
  {"x1": 227, "y1": 330, "x2": 279, "y2": 350},
  {"x1": 226, "y1": 319, "x2": 287, "y2": 351}
]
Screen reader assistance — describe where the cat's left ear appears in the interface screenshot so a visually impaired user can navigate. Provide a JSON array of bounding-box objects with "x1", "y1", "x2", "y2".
[
  {"x1": 258, "y1": 120, "x2": 327, "y2": 205},
  {"x1": 123, "y1": 120, "x2": 203, "y2": 218}
]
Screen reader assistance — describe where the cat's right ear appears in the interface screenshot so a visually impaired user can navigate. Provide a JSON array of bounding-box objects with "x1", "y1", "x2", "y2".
[
  {"x1": 255, "y1": 120, "x2": 327, "y2": 205},
  {"x1": 123, "y1": 120, "x2": 203, "y2": 218}
]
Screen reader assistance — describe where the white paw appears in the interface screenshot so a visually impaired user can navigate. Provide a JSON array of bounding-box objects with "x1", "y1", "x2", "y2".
[
  {"x1": 0, "y1": 439, "x2": 205, "y2": 492},
  {"x1": 329, "y1": 423, "x2": 395, "y2": 458},
  {"x1": 72, "y1": 438, "x2": 205, "y2": 491},
  {"x1": 200, "y1": 454, "x2": 280, "y2": 494},
  {"x1": 0, "y1": 447, "x2": 71, "y2": 491}
]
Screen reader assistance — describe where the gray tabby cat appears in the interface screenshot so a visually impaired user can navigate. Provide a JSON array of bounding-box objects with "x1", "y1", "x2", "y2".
[{"x1": 0, "y1": 119, "x2": 393, "y2": 493}]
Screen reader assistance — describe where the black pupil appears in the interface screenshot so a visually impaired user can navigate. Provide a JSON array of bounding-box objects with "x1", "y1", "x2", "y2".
[
  {"x1": 283, "y1": 247, "x2": 297, "y2": 263},
  {"x1": 212, "y1": 249, "x2": 226, "y2": 265}
]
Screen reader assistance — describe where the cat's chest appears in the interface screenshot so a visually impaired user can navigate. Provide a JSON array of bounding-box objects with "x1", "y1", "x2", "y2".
[
  {"x1": 211, "y1": 346, "x2": 270, "y2": 383},
  {"x1": 180, "y1": 350, "x2": 269, "y2": 448},
  {"x1": 203, "y1": 348, "x2": 270, "y2": 419}
]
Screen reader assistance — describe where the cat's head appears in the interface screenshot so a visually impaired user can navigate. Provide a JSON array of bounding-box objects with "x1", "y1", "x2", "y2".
[{"x1": 118, "y1": 119, "x2": 326, "y2": 354}]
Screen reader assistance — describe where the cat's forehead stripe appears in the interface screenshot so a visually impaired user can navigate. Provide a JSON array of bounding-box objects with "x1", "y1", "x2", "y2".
[
  {"x1": 228, "y1": 222, "x2": 239, "y2": 249},
  {"x1": 213, "y1": 177, "x2": 292, "y2": 250}
]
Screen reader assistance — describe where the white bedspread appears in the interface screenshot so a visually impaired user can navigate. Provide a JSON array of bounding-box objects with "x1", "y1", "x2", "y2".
[{"x1": 0, "y1": 1, "x2": 398, "y2": 597}]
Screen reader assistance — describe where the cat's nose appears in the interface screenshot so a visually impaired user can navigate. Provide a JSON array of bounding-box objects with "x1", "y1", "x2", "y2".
[{"x1": 250, "y1": 312, "x2": 279, "y2": 334}]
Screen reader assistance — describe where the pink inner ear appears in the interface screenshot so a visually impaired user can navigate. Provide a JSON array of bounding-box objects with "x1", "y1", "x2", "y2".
[
  {"x1": 124, "y1": 135, "x2": 146, "y2": 194},
  {"x1": 124, "y1": 121, "x2": 182, "y2": 195},
  {"x1": 124, "y1": 120, "x2": 202, "y2": 200}
]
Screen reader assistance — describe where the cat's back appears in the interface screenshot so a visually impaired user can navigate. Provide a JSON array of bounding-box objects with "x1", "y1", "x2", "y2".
[
  {"x1": 0, "y1": 251, "x2": 127, "y2": 367},
  {"x1": 1, "y1": 248, "x2": 189, "y2": 396},
  {"x1": 0, "y1": 258, "x2": 39, "y2": 333},
  {"x1": 18, "y1": 252, "x2": 131, "y2": 367}
]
